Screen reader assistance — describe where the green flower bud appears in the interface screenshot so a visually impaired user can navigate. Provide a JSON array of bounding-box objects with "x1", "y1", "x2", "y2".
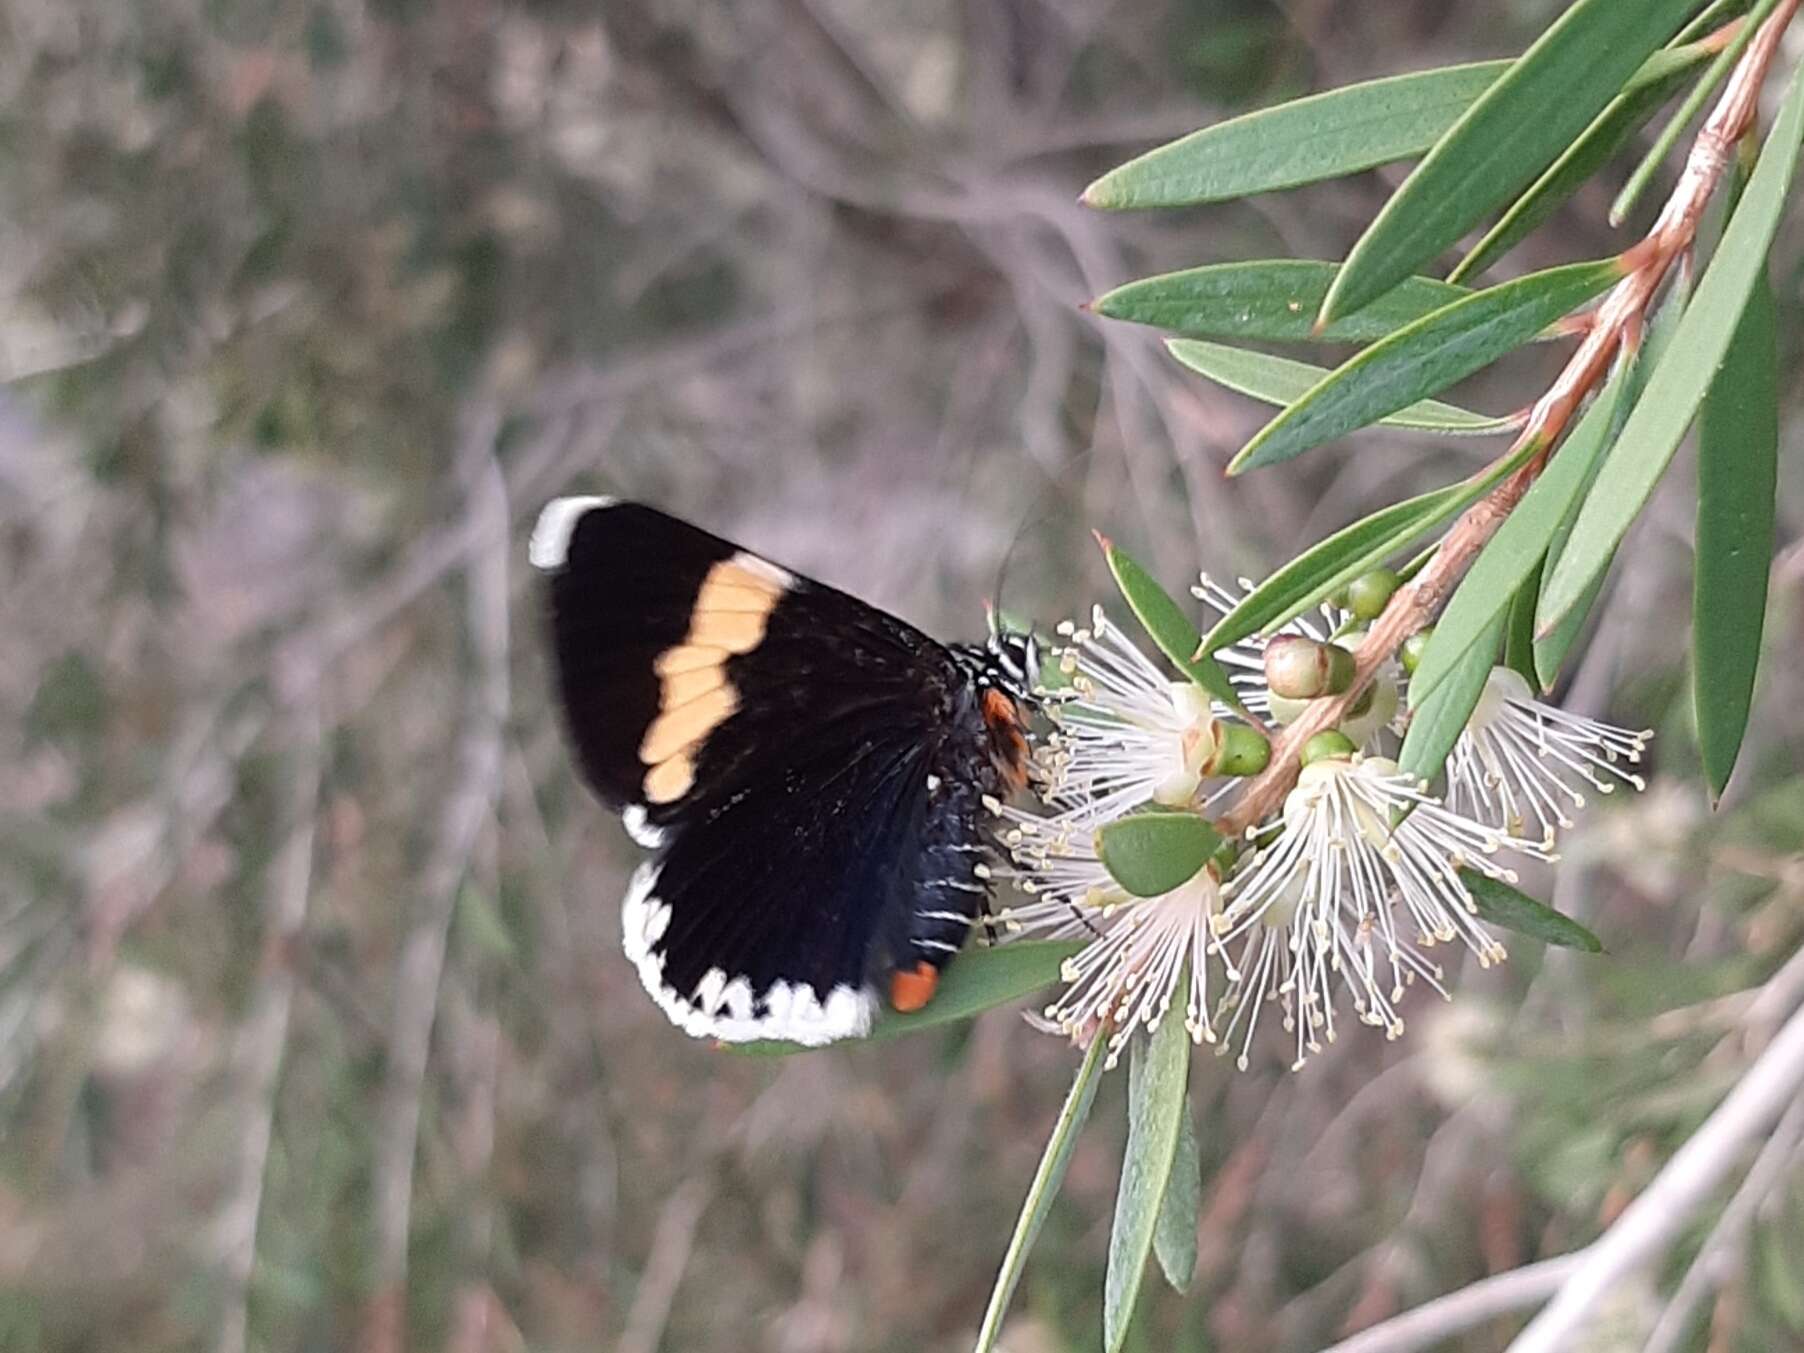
[
  {"x1": 1400, "y1": 626, "x2": 1434, "y2": 675},
  {"x1": 1345, "y1": 568, "x2": 1401, "y2": 621},
  {"x1": 1263, "y1": 636, "x2": 1355, "y2": 699},
  {"x1": 1300, "y1": 730, "x2": 1358, "y2": 766},
  {"x1": 1207, "y1": 722, "x2": 1272, "y2": 777}
]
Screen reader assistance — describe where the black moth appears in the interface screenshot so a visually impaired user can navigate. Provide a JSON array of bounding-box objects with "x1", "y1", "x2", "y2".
[{"x1": 531, "y1": 498, "x2": 1041, "y2": 1045}]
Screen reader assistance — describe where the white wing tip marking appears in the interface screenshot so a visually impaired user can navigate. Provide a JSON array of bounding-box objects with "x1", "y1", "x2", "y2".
[
  {"x1": 620, "y1": 862, "x2": 874, "y2": 1046},
  {"x1": 726, "y1": 549, "x2": 797, "y2": 591},
  {"x1": 529, "y1": 495, "x2": 617, "y2": 571}
]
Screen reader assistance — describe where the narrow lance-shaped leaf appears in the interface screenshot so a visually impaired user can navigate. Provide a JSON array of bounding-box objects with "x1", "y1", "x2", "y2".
[
  {"x1": 1103, "y1": 538, "x2": 1245, "y2": 712},
  {"x1": 1534, "y1": 274, "x2": 1693, "y2": 689},
  {"x1": 1168, "y1": 341, "x2": 1512, "y2": 437},
  {"x1": 1154, "y1": 1106, "x2": 1201, "y2": 1294},
  {"x1": 1098, "y1": 812, "x2": 1222, "y2": 899},
  {"x1": 1105, "y1": 1012, "x2": 1192, "y2": 1353},
  {"x1": 1459, "y1": 869, "x2": 1605, "y2": 952},
  {"x1": 973, "y1": 1036, "x2": 1109, "y2": 1353},
  {"x1": 1199, "y1": 437, "x2": 1539, "y2": 657},
  {"x1": 1408, "y1": 368, "x2": 1629, "y2": 706},
  {"x1": 1082, "y1": 40, "x2": 1715, "y2": 212},
  {"x1": 1503, "y1": 558, "x2": 1544, "y2": 685},
  {"x1": 1083, "y1": 62, "x2": 1506, "y2": 209},
  {"x1": 1534, "y1": 571, "x2": 1607, "y2": 692},
  {"x1": 1233, "y1": 260, "x2": 1619, "y2": 473},
  {"x1": 1451, "y1": 60, "x2": 1700, "y2": 284},
  {"x1": 1094, "y1": 261, "x2": 1469, "y2": 344},
  {"x1": 730, "y1": 941, "x2": 1085, "y2": 1056},
  {"x1": 1676, "y1": 0, "x2": 1755, "y2": 45},
  {"x1": 1400, "y1": 611, "x2": 1505, "y2": 791},
  {"x1": 1320, "y1": 0, "x2": 1702, "y2": 324},
  {"x1": 1539, "y1": 63, "x2": 1804, "y2": 638},
  {"x1": 1694, "y1": 269, "x2": 1778, "y2": 800}
]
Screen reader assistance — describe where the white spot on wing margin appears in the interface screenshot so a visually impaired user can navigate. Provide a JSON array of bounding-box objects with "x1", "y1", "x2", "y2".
[
  {"x1": 620, "y1": 861, "x2": 875, "y2": 1046},
  {"x1": 529, "y1": 495, "x2": 616, "y2": 571},
  {"x1": 622, "y1": 805, "x2": 668, "y2": 849}
]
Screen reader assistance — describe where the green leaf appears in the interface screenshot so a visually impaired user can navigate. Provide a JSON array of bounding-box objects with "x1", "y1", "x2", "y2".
[
  {"x1": 1095, "y1": 261, "x2": 1468, "y2": 343},
  {"x1": 731, "y1": 941, "x2": 1085, "y2": 1056},
  {"x1": 1459, "y1": 868, "x2": 1605, "y2": 952},
  {"x1": 974, "y1": 1036, "x2": 1108, "y2": 1353},
  {"x1": 1104, "y1": 539, "x2": 1244, "y2": 712},
  {"x1": 1400, "y1": 613, "x2": 1504, "y2": 790},
  {"x1": 1675, "y1": 0, "x2": 1753, "y2": 46},
  {"x1": 1539, "y1": 63, "x2": 1804, "y2": 638},
  {"x1": 1153, "y1": 1105, "x2": 1201, "y2": 1294},
  {"x1": 1533, "y1": 571, "x2": 1605, "y2": 692},
  {"x1": 1200, "y1": 440, "x2": 1538, "y2": 656},
  {"x1": 1694, "y1": 270, "x2": 1777, "y2": 801},
  {"x1": 1233, "y1": 261, "x2": 1618, "y2": 473},
  {"x1": 1503, "y1": 557, "x2": 1544, "y2": 685},
  {"x1": 1534, "y1": 274, "x2": 1692, "y2": 690},
  {"x1": 1451, "y1": 61, "x2": 1699, "y2": 284},
  {"x1": 1320, "y1": 0, "x2": 1702, "y2": 323},
  {"x1": 1408, "y1": 369, "x2": 1629, "y2": 706},
  {"x1": 1097, "y1": 811, "x2": 1222, "y2": 898},
  {"x1": 1082, "y1": 62, "x2": 1507, "y2": 209},
  {"x1": 1106, "y1": 1013, "x2": 1192, "y2": 1353},
  {"x1": 1611, "y1": 0, "x2": 1783, "y2": 226},
  {"x1": 1168, "y1": 341, "x2": 1511, "y2": 437}
]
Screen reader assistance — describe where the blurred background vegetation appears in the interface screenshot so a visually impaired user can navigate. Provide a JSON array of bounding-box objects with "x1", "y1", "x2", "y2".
[{"x1": 2, "y1": 2, "x2": 1802, "y2": 1350}]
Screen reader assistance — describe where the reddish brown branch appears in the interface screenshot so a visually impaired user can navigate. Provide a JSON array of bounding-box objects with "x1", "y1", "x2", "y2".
[{"x1": 1218, "y1": 0, "x2": 1801, "y2": 836}]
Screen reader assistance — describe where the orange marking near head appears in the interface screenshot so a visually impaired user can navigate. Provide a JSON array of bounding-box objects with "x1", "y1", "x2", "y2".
[
  {"x1": 889, "y1": 961, "x2": 940, "y2": 1013},
  {"x1": 981, "y1": 688, "x2": 1030, "y2": 794},
  {"x1": 982, "y1": 687, "x2": 1017, "y2": 725}
]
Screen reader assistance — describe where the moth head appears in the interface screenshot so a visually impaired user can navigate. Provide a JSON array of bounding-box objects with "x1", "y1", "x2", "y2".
[{"x1": 983, "y1": 623, "x2": 1041, "y2": 710}]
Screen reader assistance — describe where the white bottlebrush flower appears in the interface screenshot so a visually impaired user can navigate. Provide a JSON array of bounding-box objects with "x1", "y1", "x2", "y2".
[
  {"x1": 1213, "y1": 754, "x2": 1549, "y2": 1069},
  {"x1": 1446, "y1": 667, "x2": 1652, "y2": 845},
  {"x1": 994, "y1": 815, "x2": 1224, "y2": 1067},
  {"x1": 1036, "y1": 606, "x2": 1223, "y2": 825}
]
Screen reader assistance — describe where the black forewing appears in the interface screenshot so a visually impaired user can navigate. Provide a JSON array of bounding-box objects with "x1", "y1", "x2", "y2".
[
  {"x1": 543, "y1": 501, "x2": 739, "y2": 810},
  {"x1": 539, "y1": 499, "x2": 977, "y2": 1034}
]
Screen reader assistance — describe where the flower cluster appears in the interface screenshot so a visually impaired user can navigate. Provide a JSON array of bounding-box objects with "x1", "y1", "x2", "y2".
[{"x1": 999, "y1": 578, "x2": 1651, "y2": 1072}]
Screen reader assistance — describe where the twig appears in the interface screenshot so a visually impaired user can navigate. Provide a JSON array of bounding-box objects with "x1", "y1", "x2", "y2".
[
  {"x1": 1315, "y1": 1256, "x2": 1584, "y2": 1353},
  {"x1": 367, "y1": 408, "x2": 510, "y2": 1346},
  {"x1": 212, "y1": 698, "x2": 323, "y2": 1353},
  {"x1": 1218, "y1": 0, "x2": 1801, "y2": 836},
  {"x1": 1318, "y1": 973, "x2": 1804, "y2": 1353},
  {"x1": 617, "y1": 1177, "x2": 714, "y2": 1353},
  {"x1": 1507, "y1": 997, "x2": 1804, "y2": 1352},
  {"x1": 1643, "y1": 1094, "x2": 1804, "y2": 1353}
]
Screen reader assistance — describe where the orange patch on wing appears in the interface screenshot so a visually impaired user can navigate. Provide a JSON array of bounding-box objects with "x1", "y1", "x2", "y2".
[
  {"x1": 638, "y1": 553, "x2": 789, "y2": 809},
  {"x1": 643, "y1": 753, "x2": 696, "y2": 804},
  {"x1": 640, "y1": 684, "x2": 739, "y2": 764},
  {"x1": 688, "y1": 555, "x2": 788, "y2": 654},
  {"x1": 655, "y1": 643, "x2": 729, "y2": 677},
  {"x1": 889, "y1": 961, "x2": 940, "y2": 1013}
]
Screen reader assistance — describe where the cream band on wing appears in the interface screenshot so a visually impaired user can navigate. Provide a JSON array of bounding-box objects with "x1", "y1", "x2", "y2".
[{"x1": 640, "y1": 551, "x2": 793, "y2": 804}]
